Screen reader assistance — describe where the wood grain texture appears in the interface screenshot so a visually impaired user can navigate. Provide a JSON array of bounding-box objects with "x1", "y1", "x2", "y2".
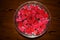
[{"x1": 0, "y1": 0, "x2": 60, "y2": 40}]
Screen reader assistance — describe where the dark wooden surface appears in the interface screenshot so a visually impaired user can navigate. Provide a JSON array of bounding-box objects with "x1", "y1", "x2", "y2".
[{"x1": 0, "y1": 0, "x2": 60, "y2": 40}]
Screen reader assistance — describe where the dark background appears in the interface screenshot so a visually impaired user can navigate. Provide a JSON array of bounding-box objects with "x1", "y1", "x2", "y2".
[{"x1": 0, "y1": 0, "x2": 60, "y2": 40}]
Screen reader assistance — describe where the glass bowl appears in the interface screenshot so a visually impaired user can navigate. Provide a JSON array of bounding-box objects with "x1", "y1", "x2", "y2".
[{"x1": 15, "y1": 1, "x2": 50, "y2": 38}]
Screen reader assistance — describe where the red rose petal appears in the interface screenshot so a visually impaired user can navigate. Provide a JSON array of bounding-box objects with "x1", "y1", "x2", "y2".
[
  {"x1": 18, "y1": 26, "x2": 25, "y2": 32},
  {"x1": 16, "y1": 4, "x2": 49, "y2": 36}
]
